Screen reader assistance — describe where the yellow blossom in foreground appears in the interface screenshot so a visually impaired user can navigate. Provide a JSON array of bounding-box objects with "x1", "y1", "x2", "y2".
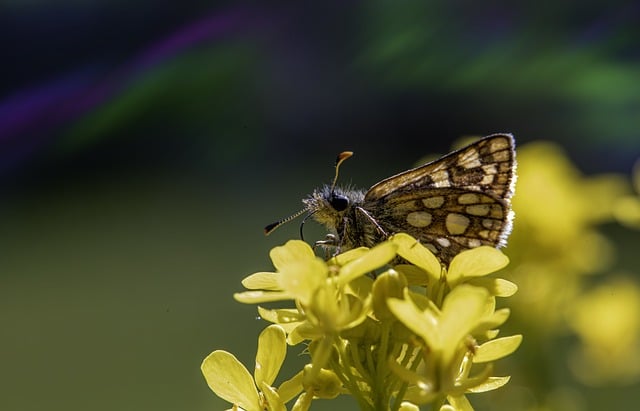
[
  {"x1": 201, "y1": 325, "x2": 302, "y2": 411},
  {"x1": 234, "y1": 240, "x2": 328, "y2": 306},
  {"x1": 391, "y1": 233, "x2": 517, "y2": 304},
  {"x1": 388, "y1": 284, "x2": 520, "y2": 408},
  {"x1": 204, "y1": 234, "x2": 520, "y2": 410}
]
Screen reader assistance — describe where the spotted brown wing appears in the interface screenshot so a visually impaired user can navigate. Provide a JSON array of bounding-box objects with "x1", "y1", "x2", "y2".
[{"x1": 363, "y1": 134, "x2": 516, "y2": 264}]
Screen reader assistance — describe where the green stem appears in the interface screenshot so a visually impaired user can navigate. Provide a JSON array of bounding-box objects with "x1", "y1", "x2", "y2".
[
  {"x1": 373, "y1": 321, "x2": 392, "y2": 408},
  {"x1": 390, "y1": 346, "x2": 422, "y2": 411},
  {"x1": 335, "y1": 339, "x2": 374, "y2": 411},
  {"x1": 349, "y1": 340, "x2": 372, "y2": 385},
  {"x1": 376, "y1": 321, "x2": 392, "y2": 382}
]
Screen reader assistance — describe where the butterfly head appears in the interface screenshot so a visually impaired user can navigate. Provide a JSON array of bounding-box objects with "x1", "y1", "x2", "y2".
[
  {"x1": 303, "y1": 185, "x2": 364, "y2": 232},
  {"x1": 264, "y1": 151, "x2": 358, "y2": 237}
]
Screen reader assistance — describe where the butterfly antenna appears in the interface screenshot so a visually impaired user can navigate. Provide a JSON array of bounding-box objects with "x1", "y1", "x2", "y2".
[
  {"x1": 264, "y1": 208, "x2": 307, "y2": 235},
  {"x1": 265, "y1": 151, "x2": 352, "y2": 236},
  {"x1": 299, "y1": 210, "x2": 317, "y2": 241},
  {"x1": 330, "y1": 151, "x2": 353, "y2": 194}
]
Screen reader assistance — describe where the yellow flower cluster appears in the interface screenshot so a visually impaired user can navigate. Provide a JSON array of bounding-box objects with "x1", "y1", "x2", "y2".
[
  {"x1": 504, "y1": 141, "x2": 640, "y2": 391},
  {"x1": 201, "y1": 233, "x2": 521, "y2": 411},
  {"x1": 506, "y1": 141, "x2": 632, "y2": 334}
]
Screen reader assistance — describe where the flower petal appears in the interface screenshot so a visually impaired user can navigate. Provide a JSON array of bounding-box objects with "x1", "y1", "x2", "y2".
[
  {"x1": 447, "y1": 394, "x2": 474, "y2": 411},
  {"x1": 439, "y1": 286, "x2": 489, "y2": 349},
  {"x1": 388, "y1": 292, "x2": 440, "y2": 349},
  {"x1": 465, "y1": 376, "x2": 511, "y2": 393},
  {"x1": 258, "y1": 307, "x2": 304, "y2": 324},
  {"x1": 258, "y1": 311, "x2": 303, "y2": 334},
  {"x1": 234, "y1": 290, "x2": 292, "y2": 304},
  {"x1": 467, "y1": 277, "x2": 518, "y2": 297},
  {"x1": 242, "y1": 272, "x2": 281, "y2": 291},
  {"x1": 398, "y1": 401, "x2": 420, "y2": 411},
  {"x1": 392, "y1": 233, "x2": 441, "y2": 283},
  {"x1": 291, "y1": 391, "x2": 313, "y2": 411},
  {"x1": 473, "y1": 308, "x2": 511, "y2": 333},
  {"x1": 329, "y1": 247, "x2": 370, "y2": 265},
  {"x1": 270, "y1": 240, "x2": 315, "y2": 271},
  {"x1": 259, "y1": 381, "x2": 286, "y2": 411},
  {"x1": 278, "y1": 259, "x2": 328, "y2": 306},
  {"x1": 473, "y1": 335, "x2": 523, "y2": 363},
  {"x1": 395, "y1": 264, "x2": 430, "y2": 286},
  {"x1": 255, "y1": 325, "x2": 287, "y2": 386},
  {"x1": 337, "y1": 241, "x2": 397, "y2": 286},
  {"x1": 447, "y1": 246, "x2": 509, "y2": 284},
  {"x1": 345, "y1": 275, "x2": 374, "y2": 301},
  {"x1": 289, "y1": 322, "x2": 323, "y2": 345},
  {"x1": 278, "y1": 370, "x2": 304, "y2": 403},
  {"x1": 201, "y1": 350, "x2": 260, "y2": 411}
]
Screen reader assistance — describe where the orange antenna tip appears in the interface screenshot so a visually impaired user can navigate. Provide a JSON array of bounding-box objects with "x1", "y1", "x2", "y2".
[
  {"x1": 331, "y1": 151, "x2": 353, "y2": 191},
  {"x1": 336, "y1": 151, "x2": 353, "y2": 165}
]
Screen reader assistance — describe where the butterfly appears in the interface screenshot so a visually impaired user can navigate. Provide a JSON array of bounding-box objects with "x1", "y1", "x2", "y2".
[{"x1": 265, "y1": 134, "x2": 517, "y2": 265}]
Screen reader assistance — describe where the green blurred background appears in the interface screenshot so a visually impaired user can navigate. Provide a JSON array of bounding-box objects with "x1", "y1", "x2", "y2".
[{"x1": 1, "y1": 1, "x2": 639, "y2": 410}]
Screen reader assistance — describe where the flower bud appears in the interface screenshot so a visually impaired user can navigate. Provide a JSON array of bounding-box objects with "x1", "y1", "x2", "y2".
[
  {"x1": 372, "y1": 268, "x2": 408, "y2": 320},
  {"x1": 302, "y1": 364, "x2": 342, "y2": 399}
]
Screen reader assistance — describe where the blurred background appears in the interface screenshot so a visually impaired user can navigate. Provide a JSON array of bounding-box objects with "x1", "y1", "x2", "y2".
[{"x1": 1, "y1": 1, "x2": 639, "y2": 410}]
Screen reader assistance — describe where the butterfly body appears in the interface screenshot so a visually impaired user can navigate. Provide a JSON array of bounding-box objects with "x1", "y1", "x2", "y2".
[{"x1": 300, "y1": 134, "x2": 517, "y2": 264}]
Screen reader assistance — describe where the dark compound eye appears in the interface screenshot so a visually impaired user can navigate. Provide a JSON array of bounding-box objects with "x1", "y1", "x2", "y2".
[{"x1": 330, "y1": 194, "x2": 349, "y2": 211}]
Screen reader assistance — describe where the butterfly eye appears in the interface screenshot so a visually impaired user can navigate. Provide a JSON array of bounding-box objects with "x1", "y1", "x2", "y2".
[{"x1": 330, "y1": 194, "x2": 349, "y2": 211}]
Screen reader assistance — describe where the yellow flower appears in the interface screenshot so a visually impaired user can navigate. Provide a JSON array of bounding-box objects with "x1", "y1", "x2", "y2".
[
  {"x1": 201, "y1": 325, "x2": 302, "y2": 411},
  {"x1": 206, "y1": 234, "x2": 520, "y2": 410},
  {"x1": 201, "y1": 138, "x2": 640, "y2": 410},
  {"x1": 388, "y1": 284, "x2": 521, "y2": 407},
  {"x1": 391, "y1": 233, "x2": 517, "y2": 303},
  {"x1": 241, "y1": 239, "x2": 397, "y2": 378},
  {"x1": 235, "y1": 240, "x2": 327, "y2": 305},
  {"x1": 566, "y1": 277, "x2": 640, "y2": 385},
  {"x1": 506, "y1": 141, "x2": 630, "y2": 334},
  {"x1": 496, "y1": 140, "x2": 639, "y2": 408}
]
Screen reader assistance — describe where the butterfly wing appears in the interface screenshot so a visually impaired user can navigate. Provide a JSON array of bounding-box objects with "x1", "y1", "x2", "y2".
[{"x1": 363, "y1": 134, "x2": 516, "y2": 263}]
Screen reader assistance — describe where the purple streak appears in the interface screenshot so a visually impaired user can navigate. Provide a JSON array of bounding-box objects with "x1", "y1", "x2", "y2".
[
  {"x1": 0, "y1": 69, "x2": 97, "y2": 141},
  {"x1": 0, "y1": 8, "x2": 249, "y2": 164},
  {"x1": 62, "y1": 9, "x2": 248, "y2": 117}
]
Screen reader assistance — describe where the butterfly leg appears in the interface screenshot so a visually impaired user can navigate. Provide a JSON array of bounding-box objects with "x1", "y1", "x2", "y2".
[
  {"x1": 313, "y1": 219, "x2": 350, "y2": 256},
  {"x1": 314, "y1": 234, "x2": 338, "y2": 248},
  {"x1": 313, "y1": 234, "x2": 342, "y2": 259}
]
